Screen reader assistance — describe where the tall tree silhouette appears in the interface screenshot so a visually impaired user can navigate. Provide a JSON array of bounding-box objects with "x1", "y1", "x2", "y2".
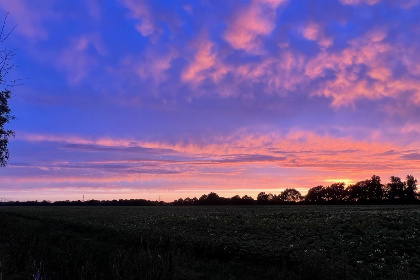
[
  {"x1": 365, "y1": 175, "x2": 384, "y2": 201},
  {"x1": 405, "y1": 175, "x2": 417, "y2": 202},
  {"x1": 0, "y1": 14, "x2": 16, "y2": 167},
  {"x1": 387, "y1": 176, "x2": 405, "y2": 201}
]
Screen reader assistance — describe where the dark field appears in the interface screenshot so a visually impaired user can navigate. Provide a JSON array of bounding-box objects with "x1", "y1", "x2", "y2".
[{"x1": 0, "y1": 205, "x2": 419, "y2": 280}]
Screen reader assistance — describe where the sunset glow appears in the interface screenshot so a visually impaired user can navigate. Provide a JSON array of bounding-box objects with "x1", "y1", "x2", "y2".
[{"x1": 0, "y1": 0, "x2": 419, "y2": 202}]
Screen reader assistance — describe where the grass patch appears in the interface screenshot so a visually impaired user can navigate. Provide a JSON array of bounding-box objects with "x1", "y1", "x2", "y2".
[{"x1": 0, "y1": 205, "x2": 419, "y2": 279}]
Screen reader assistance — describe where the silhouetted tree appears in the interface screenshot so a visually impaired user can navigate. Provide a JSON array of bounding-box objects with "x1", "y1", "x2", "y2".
[
  {"x1": 324, "y1": 183, "x2": 346, "y2": 202},
  {"x1": 280, "y1": 188, "x2": 302, "y2": 202},
  {"x1": 346, "y1": 175, "x2": 384, "y2": 203},
  {"x1": 0, "y1": 89, "x2": 13, "y2": 166},
  {"x1": 387, "y1": 176, "x2": 405, "y2": 201},
  {"x1": 405, "y1": 175, "x2": 417, "y2": 202},
  {"x1": 199, "y1": 194, "x2": 208, "y2": 204},
  {"x1": 271, "y1": 194, "x2": 281, "y2": 204},
  {"x1": 305, "y1": 185, "x2": 325, "y2": 202},
  {"x1": 197, "y1": 192, "x2": 223, "y2": 205},
  {"x1": 365, "y1": 175, "x2": 384, "y2": 201},
  {"x1": 174, "y1": 198, "x2": 184, "y2": 205},
  {"x1": 231, "y1": 195, "x2": 242, "y2": 205},
  {"x1": 207, "y1": 192, "x2": 221, "y2": 204},
  {"x1": 241, "y1": 195, "x2": 255, "y2": 205},
  {"x1": 346, "y1": 182, "x2": 365, "y2": 202},
  {"x1": 191, "y1": 197, "x2": 198, "y2": 205},
  {"x1": 184, "y1": 197, "x2": 192, "y2": 205},
  {"x1": 257, "y1": 192, "x2": 270, "y2": 204},
  {"x1": 0, "y1": 14, "x2": 16, "y2": 167}
]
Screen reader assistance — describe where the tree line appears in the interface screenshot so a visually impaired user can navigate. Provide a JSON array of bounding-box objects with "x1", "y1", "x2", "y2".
[
  {"x1": 0, "y1": 198, "x2": 166, "y2": 207},
  {"x1": 173, "y1": 175, "x2": 419, "y2": 205}
]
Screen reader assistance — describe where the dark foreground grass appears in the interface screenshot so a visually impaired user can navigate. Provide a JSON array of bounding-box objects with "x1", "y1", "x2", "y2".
[{"x1": 0, "y1": 205, "x2": 419, "y2": 279}]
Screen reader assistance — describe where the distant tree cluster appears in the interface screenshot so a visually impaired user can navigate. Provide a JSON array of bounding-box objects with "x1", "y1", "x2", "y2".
[
  {"x1": 306, "y1": 175, "x2": 418, "y2": 204},
  {"x1": 173, "y1": 175, "x2": 418, "y2": 206},
  {"x1": 172, "y1": 190, "x2": 304, "y2": 206},
  {"x1": 172, "y1": 192, "x2": 258, "y2": 206}
]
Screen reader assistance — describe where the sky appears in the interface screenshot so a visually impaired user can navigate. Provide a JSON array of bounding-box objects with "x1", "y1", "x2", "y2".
[{"x1": 0, "y1": 0, "x2": 420, "y2": 202}]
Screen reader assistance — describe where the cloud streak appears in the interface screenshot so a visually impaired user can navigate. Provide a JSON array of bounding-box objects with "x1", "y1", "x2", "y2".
[{"x1": 6, "y1": 131, "x2": 419, "y2": 192}]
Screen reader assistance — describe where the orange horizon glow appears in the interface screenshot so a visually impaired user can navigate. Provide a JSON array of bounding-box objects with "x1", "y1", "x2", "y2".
[{"x1": 2, "y1": 131, "x2": 419, "y2": 202}]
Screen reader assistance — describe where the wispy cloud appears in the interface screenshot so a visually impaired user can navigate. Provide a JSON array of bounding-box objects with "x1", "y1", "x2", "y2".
[
  {"x1": 339, "y1": 0, "x2": 381, "y2": 5},
  {"x1": 120, "y1": 0, "x2": 157, "y2": 37},
  {"x1": 58, "y1": 34, "x2": 107, "y2": 83},
  {"x1": 13, "y1": 131, "x2": 420, "y2": 178},
  {"x1": 0, "y1": 0, "x2": 52, "y2": 40}
]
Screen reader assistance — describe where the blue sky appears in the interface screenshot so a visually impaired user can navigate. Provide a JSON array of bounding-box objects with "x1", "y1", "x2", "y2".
[{"x1": 0, "y1": 0, "x2": 419, "y2": 202}]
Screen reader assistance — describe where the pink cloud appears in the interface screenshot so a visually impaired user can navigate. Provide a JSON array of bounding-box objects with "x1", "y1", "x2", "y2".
[
  {"x1": 117, "y1": 5, "x2": 420, "y2": 107},
  {"x1": 224, "y1": 0, "x2": 288, "y2": 53},
  {"x1": 181, "y1": 39, "x2": 305, "y2": 98},
  {"x1": 234, "y1": 49, "x2": 306, "y2": 94},
  {"x1": 18, "y1": 130, "x2": 419, "y2": 173},
  {"x1": 304, "y1": 29, "x2": 420, "y2": 107},
  {"x1": 181, "y1": 42, "x2": 306, "y2": 97},
  {"x1": 19, "y1": 133, "x2": 139, "y2": 148},
  {"x1": 181, "y1": 37, "x2": 231, "y2": 91},
  {"x1": 339, "y1": 0, "x2": 381, "y2": 5},
  {"x1": 301, "y1": 22, "x2": 333, "y2": 48},
  {"x1": 339, "y1": 0, "x2": 419, "y2": 8},
  {"x1": 183, "y1": 5, "x2": 193, "y2": 14},
  {"x1": 58, "y1": 34, "x2": 107, "y2": 83},
  {"x1": 120, "y1": 0, "x2": 157, "y2": 37},
  {"x1": 368, "y1": 67, "x2": 391, "y2": 81},
  {"x1": 182, "y1": 38, "x2": 216, "y2": 83},
  {"x1": 135, "y1": 48, "x2": 178, "y2": 83},
  {"x1": 0, "y1": 0, "x2": 53, "y2": 40},
  {"x1": 398, "y1": 0, "x2": 420, "y2": 9},
  {"x1": 86, "y1": 0, "x2": 102, "y2": 18}
]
